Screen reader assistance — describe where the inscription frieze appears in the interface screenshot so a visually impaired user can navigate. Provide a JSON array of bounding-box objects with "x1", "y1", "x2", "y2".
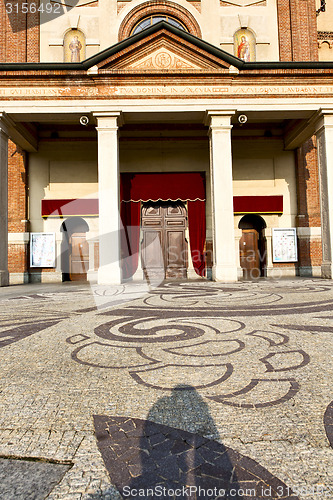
[{"x1": 1, "y1": 84, "x2": 333, "y2": 98}]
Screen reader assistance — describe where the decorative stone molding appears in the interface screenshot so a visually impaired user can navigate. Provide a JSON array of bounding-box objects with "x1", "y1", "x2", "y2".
[
  {"x1": 318, "y1": 32, "x2": 333, "y2": 49},
  {"x1": 118, "y1": 1, "x2": 202, "y2": 40},
  {"x1": 318, "y1": 31, "x2": 333, "y2": 40}
]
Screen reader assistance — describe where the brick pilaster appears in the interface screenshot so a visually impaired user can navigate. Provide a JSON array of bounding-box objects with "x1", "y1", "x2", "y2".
[
  {"x1": 8, "y1": 141, "x2": 29, "y2": 274},
  {"x1": 296, "y1": 137, "x2": 322, "y2": 271},
  {"x1": 277, "y1": 0, "x2": 318, "y2": 62}
]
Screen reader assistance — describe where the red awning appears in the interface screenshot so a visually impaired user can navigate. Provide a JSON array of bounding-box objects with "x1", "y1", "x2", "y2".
[
  {"x1": 120, "y1": 173, "x2": 206, "y2": 202},
  {"x1": 41, "y1": 198, "x2": 98, "y2": 217},
  {"x1": 233, "y1": 195, "x2": 283, "y2": 214},
  {"x1": 41, "y1": 195, "x2": 283, "y2": 216}
]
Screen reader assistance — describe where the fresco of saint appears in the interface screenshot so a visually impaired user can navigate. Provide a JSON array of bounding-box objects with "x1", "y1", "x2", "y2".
[
  {"x1": 237, "y1": 35, "x2": 250, "y2": 62},
  {"x1": 69, "y1": 35, "x2": 82, "y2": 62}
]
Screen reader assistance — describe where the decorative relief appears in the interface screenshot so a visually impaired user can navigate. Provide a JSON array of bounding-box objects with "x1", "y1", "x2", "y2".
[
  {"x1": 318, "y1": 40, "x2": 333, "y2": 49},
  {"x1": 318, "y1": 30, "x2": 333, "y2": 49},
  {"x1": 318, "y1": 31, "x2": 333, "y2": 39},
  {"x1": 128, "y1": 49, "x2": 199, "y2": 70}
]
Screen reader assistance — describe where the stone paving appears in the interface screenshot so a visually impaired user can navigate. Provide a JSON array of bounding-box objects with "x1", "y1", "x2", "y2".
[{"x1": 0, "y1": 279, "x2": 332, "y2": 499}]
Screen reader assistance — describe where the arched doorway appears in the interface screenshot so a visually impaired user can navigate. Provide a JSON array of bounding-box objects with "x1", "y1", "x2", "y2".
[
  {"x1": 239, "y1": 215, "x2": 267, "y2": 279},
  {"x1": 60, "y1": 217, "x2": 89, "y2": 281},
  {"x1": 141, "y1": 201, "x2": 187, "y2": 280}
]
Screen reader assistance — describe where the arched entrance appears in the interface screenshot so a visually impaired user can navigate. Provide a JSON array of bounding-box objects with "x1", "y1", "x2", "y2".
[
  {"x1": 60, "y1": 217, "x2": 89, "y2": 281},
  {"x1": 141, "y1": 201, "x2": 187, "y2": 280},
  {"x1": 239, "y1": 215, "x2": 267, "y2": 279}
]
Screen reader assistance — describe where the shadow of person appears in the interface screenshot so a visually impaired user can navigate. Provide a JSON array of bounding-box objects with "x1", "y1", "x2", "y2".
[
  {"x1": 126, "y1": 384, "x2": 239, "y2": 500},
  {"x1": 92, "y1": 388, "x2": 301, "y2": 500}
]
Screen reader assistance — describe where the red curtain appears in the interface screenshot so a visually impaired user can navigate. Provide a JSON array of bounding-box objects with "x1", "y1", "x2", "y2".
[
  {"x1": 188, "y1": 201, "x2": 206, "y2": 276},
  {"x1": 120, "y1": 173, "x2": 206, "y2": 278}
]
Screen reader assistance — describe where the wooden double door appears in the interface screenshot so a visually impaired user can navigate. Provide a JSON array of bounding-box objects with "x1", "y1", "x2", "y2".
[{"x1": 141, "y1": 201, "x2": 187, "y2": 280}]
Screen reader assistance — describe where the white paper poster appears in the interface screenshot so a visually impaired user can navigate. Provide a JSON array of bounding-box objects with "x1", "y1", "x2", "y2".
[
  {"x1": 272, "y1": 228, "x2": 298, "y2": 263},
  {"x1": 30, "y1": 233, "x2": 56, "y2": 268}
]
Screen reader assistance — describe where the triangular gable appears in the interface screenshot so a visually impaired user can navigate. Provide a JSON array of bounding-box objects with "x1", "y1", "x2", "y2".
[{"x1": 95, "y1": 24, "x2": 237, "y2": 72}]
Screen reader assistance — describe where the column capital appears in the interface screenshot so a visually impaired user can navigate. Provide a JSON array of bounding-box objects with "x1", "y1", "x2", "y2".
[
  {"x1": 204, "y1": 110, "x2": 235, "y2": 129},
  {"x1": 93, "y1": 111, "x2": 124, "y2": 129},
  {"x1": 314, "y1": 109, "x2": 333, "y2": 135}
]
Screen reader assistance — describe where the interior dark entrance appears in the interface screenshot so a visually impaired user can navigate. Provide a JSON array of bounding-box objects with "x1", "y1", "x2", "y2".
[
  {"x1": 141, "y1": 201, "x2": 187, "y2": 280},
  {"x1": 239, "y1": 214, "x2": 267, "y2": 279}
]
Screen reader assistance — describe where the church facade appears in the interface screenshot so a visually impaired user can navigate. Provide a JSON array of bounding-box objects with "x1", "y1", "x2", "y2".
[{"x1": 0, "y1": 0, "x2": 333, "y2": 285}]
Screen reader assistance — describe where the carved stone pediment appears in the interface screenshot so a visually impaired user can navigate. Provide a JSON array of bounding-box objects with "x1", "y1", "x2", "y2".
[{"x1": 97, "y1": 30, "x2": 231, "y2": 71}]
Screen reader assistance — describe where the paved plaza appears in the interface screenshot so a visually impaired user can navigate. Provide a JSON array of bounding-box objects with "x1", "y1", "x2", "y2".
[{"x1": 0, "y1": 278, "x2": 332, "y2": 499}]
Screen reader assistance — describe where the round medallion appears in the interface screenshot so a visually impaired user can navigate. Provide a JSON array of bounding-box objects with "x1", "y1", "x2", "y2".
[{"x1": 155, "y1": 52, "x2": 172, "y2": 68}]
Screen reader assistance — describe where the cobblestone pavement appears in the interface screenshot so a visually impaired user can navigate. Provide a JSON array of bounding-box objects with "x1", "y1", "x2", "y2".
[{"x1": 0, "y1": 279, "x2": 332, "y2": 499}]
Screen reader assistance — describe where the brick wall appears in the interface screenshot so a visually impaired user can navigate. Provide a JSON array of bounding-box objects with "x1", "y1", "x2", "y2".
[
  {"x1": 296, "y1": 138, "x2": 321, "y2": 228},
  {"x1": 8, "y1": 244, "x2": 28, "y2": 274},
  {"x1": 1, "y1": 5, "x2": 39, "y2": 276},
  {"x1": 0, "y1": 1, "x2": 39, "y2": 63},
  {"x1": 277, "y1": 0, "x2": 318, "y2": 62},
  {"x1": 296, "y1": 137, "x2": 322, "y2": 270},
  {"x1": 8, "y1": 141, "x2": 29, "y2": 273},
  {"x1": 276, "y1": 0, "x2": 322, "y2": 273},
  {"x1": 8, "y1": 141, "x2": 28, "y2": 234}
]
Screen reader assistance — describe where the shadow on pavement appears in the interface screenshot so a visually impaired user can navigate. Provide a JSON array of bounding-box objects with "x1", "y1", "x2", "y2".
[{"x1": 93, "y1": 385, "x2": 299, "y2": 499}]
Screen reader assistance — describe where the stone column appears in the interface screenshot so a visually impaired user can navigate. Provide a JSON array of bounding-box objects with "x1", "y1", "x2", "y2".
[
  {"x1": 206, "y1": 112, "x2": 237, "y2": 282},
  {"x1": 95, "y1": 112, "x2": 122, "y2": 285},
  {"x1": 0, "y1": 118, "x2": 9, "y2": 286},
  {"x1": 132, "y1": 227, "x2": 144, "y2": 281},
  {"x1": 315, "y1": 112, "x2": 333, "y2": 278}
]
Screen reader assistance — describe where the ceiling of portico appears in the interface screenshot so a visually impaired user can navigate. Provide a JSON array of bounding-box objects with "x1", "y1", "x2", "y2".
[{"x1": 5, "y1": 108, "x2": 320, "y2": 151}]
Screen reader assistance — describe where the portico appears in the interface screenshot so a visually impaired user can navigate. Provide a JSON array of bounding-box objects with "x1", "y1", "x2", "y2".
[{"x1": 0, "y1": 22, "x2": 333, "y2": 285}]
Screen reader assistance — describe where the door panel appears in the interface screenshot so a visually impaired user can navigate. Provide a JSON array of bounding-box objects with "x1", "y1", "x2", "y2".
[
  {"x1": 141, "y1": 201, "x2": 187, "y2": 280},
  {"x1": 165, "y1": 230, "x2": 186, "y2": 278},
  {"x1": 239, "y1": 229, "x2": 260, "y2": 279},
  {"x1": 142, "y1": 230, "x2": 164, "y2": 269}
]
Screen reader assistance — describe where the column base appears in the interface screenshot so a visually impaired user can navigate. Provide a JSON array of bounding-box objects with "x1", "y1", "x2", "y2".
[
  {"x1": 132, "y1": 267, "x2": 144, "y2": 281},
  {"x1": 298, "y1": 266, "x2": 322, "y2": 277},
  {"x1": 0, "y1": 270, "x2": 9, "y2": 286},
  {"x1": 212, "y1": 265, "x2": 238, "y2": 282},
  {"x1": 98, "y1": 265, "x2": 122, "y2": 285},
  {"x1": 321, "y1": 262, "x2": 333, "y2": 279},
  {"x1": 29, "y1": 271, "x2": 62, "y2": 283},
  {"x1": 187, "y1": 268, "x2": 202, "y2": 280},
  {"x1": 9, "y1": 272, "x2": 29, "y2": 285},
  {"x1": 87, "y1": 270, "x2": 98, "y2": 283}
]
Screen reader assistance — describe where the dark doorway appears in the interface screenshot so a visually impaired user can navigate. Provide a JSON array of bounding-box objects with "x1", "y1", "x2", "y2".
[
  {"x1": 239, "y1": 214, "x2": 267, "y2": 279},
  {"x1": 141, "y1": 201, "x2": 187, "y2": 280},
  {"x1": 60, "y1": 217, "x2": 89, "y2": 281}
]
